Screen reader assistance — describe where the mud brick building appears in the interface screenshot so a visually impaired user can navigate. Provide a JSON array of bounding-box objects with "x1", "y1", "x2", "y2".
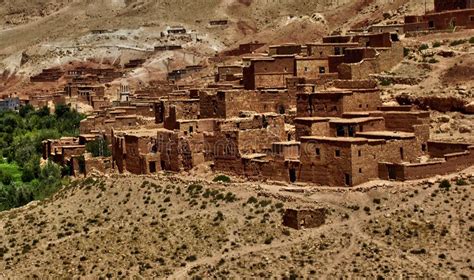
[
  {"x1": 404, "y1": 0, "x2": 474, "y2": 32},
  {"x1": 112, "y1": 129, "x2": 161, "y2": 175},
  {"x1": 434, "y1": 0, "x2": 474, "y2": 12},
  {"x1": 243, "y1": 55, "x2": 296, "y2": 89},
  {"x1": 30, "y1": 68, "x2": 64, "y2": 82},
  {"x1": 222, "y1": 42, "x2": 265, "y2": 56},
  {"x1": 269, "y1": 44, "x2": 305, "y2": 56},
  {"x1": 296, "y1": 89, "x2": 382, "y2": 118},
  {"x1": 216, "y1": 65, "x2": 243, "y2": 82}
]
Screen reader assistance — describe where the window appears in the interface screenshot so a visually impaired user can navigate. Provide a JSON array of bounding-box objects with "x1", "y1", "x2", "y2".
[
  {"x1": 336, "y1": 126, "x2": 345, "y2": 137},
  {"x1": 316, "y1": 148, "x2": 320, "y2": 156},
  {"x1": 470, "y1": 16, "x2": 474, "y2": 22},
  {"x1": 335, "y1": 150, "x2": 341, "y2": 157},
  {"x1": 335, "y1": 47, "x2": 341, "y2": 55},
  {"x1": 189, "y1": 126, "x2": 194, "y2": 133},
  {"x1": 358, "y1": 150, "x2": 362, "y2": 157},
  {"x1": 304, "y1": 67, "x2": 309, "y2": 72},
  {"x1": 422, "y1": 144, "x2": 427, "y2": 152},
  {"x1": 319, "y1": 67, "x2": 325, "y2": 74},
  {"x1": 359, "y1": 168, "x2": 362, "y2": 173},
  {"x1": 400, "y1": 147, "x2": 404, "y2": 160}
]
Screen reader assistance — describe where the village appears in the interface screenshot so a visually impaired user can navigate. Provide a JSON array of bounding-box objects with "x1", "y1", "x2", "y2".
[{"x1": 3, "y1": 0, "x2": 470, "y2": 188}]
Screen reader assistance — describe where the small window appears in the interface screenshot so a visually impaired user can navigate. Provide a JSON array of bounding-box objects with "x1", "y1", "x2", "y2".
[
  {"x1": 189, "y1": 126, "x2": 194, "y2": 133},
  {"x1": 400, "y1": 147, "x2": 404, "y2": 160},
  {"x1": 319, "y1": 67, "x2": 325, "y2": 74},
  {"x1": 359, "y1": 168, "x2": 362, "y2": 173},
  {"x1": 470, "y1": 16, "x2": 474, "y2": 22},
  {"x1": 304, "y1": 67, "x2": 309, "y2": 72},
  {"x1": 422, "y1": 144, "x2": 427, "y2": 152},
  {"x1": 316, "y1": 148, "x2": 320, "y2": 156},
  {"x1": 358, "y1": 150, "x2": 362, "y2": 157},
  {"x1": 335, "y1": 150, "x2": 341, "y2": 157}
]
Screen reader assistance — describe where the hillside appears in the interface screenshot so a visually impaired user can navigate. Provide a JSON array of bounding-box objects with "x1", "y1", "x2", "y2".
[
  {"x1": 0, "y1": 171, "x2": 472, "y2": 278},
  {"x1": 0, "y1": 0, "x2": 428, "y2": 75}
]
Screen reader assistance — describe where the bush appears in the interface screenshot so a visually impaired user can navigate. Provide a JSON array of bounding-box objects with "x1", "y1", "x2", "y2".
[
  {"x1": 470, "y1": 37, "x2": 474, "y2": 44},
  {"x1": 455, "y1": 178, "x2": 468, "y2": 186},
  {"x1": 185, "y1": 255, "x2": 197, "y2": 262},
  {"x1": 418, "y1": 44, "x2": 429, "y2": 51},
  {"x1": 1, "y1": 172, "x2": 13, "y2": 185},
  {"x1": 439, "y1": 179, "x2": 451, "y2": 190},
  {"x1": 403, "y1": 47, "x2": 410, "y2": 57},
  {"x1": 428, "y1": 58, "x2": 439, "y2": 64},
  {"x1": 264, "y1": 237, "x2": 274, "y2": 245},
  {"x1": 380, "y1": 79, "x2": 391, "y2": 86},
  {"x1": 449, "y1": 39, "x2": 467, "y2": 46},
  {"x1": 213, "y1": 175, "x2": 231, "y2": 183},
  {"x1": 432, "y1": 41, "x2": 442, "y2": 48}
]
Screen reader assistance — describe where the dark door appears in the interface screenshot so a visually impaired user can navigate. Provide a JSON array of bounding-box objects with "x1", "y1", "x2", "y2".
[
  {"x1": 289, "y1": 169, "x2": 297, "y2": 183},
  {"x1": 388, "y1": 166, "x2": 397, "y2": 180},
  {"x1": 344, "y1": 173, "x2": 351, "y2": 186},
  {"x1": 149, "y1": 162, "x2": 156, "y2": 173}
]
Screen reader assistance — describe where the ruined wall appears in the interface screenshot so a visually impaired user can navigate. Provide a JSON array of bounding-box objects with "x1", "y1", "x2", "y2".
[{"x1": 283, "y1": 208, "x2": 326, "y2": 230}]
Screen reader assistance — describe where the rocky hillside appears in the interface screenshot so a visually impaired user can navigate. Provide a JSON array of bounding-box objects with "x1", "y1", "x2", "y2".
[
  {"x1": 0, "y1": 0, "x2": 428, "y2": 74},
  {"x1": 0, "y1": 171, "x2": 473, "y2": 278}
]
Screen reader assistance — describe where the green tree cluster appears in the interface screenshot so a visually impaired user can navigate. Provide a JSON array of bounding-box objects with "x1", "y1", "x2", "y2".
[{"x1": 0, "y1": 104, "x2": 84, "y2": 211}]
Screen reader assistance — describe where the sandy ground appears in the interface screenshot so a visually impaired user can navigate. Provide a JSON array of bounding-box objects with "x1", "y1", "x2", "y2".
[{"x1": 0, "y1": 166, "x2": 472, "y2": 278}]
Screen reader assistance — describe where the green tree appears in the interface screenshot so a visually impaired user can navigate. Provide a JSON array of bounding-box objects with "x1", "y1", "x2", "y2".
[{"x1": 86, "y1": 138, "x2": 111, "y2": 157}]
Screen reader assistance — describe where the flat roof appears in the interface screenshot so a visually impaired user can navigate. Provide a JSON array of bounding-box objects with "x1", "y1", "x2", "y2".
[
  {"x1": 241, "y1": 153, "x2": 267, "y2": 159},
  {"x1": 356, "y1": 131, "x2": 415, "y2": 139},
  {"x1": 272, "y1": 141, "x2": 301, "y2": 146},
  {"x1": 300, "y1": 136, "x2": 368, "y2": 144},
  {"x1": 329, "y1": 117, "x2": 383, "y2": 124},
  {"x1": 294, "y1": 117, "x2": 330, "y2": 123}
]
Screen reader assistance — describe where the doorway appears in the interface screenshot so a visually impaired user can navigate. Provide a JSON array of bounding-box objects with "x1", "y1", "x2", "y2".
[
  {"x1": 289, "y1": 169, "x2": 297, "y2": 183},
  {"x1": 149, "y1": 162, "x2": 156, "y2": 173}
]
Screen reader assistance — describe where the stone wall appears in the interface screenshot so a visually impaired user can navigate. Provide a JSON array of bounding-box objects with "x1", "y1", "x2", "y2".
[{"x1": 283, "y1": 208, "x2": 326, "y2": 230}]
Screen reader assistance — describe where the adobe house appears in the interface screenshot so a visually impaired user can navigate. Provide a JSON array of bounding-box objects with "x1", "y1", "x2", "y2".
[
  {"x1": 269, "y1": 44, "x2": 305, "y2": 56},
  {"x1": 434, "y1": 0, "x2": 474, "y2": 12},
  {"x1": 111, "y1": 129, "x2": 163, "y2": 175},
  {"x1": 379, "y1": 141, "x2": 474, "y2": 181},
  {"x1": 222, "y1": 42, "x2": 266, "y2": 56},
  {"x1": 200, "y1": 89, "x2": 293, "y2": 119},
  {"x1": 216, "y1": 65, "x2": 243, "y2": 82},
  {"x1": 295, "y1": 57, "x2": 330, "y2": 79},
  {"x1": 296, "y1": 89, "x2": 382, "y2": 118},
  {"x1": 30, "y1": 67, "x2": 64, "y2": 82},
  {"x1": 213, "y1": 113, "x2": 287, "y2": 174},
  {"x1": 306, "y1": 42, "x2": 359, "y2": 58},
  {"x1": 404, "y1": 0, "x2": 474, "y2": 32},
  {"x1": 243, "y1": 55, "x2": 296, "y2": 90},
  {"x1": 282, "y1": 208, "x2": 326, "y2": 230},
  {"x1": 154, "y1": 99, "x2": 200, "y2": 124}
]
